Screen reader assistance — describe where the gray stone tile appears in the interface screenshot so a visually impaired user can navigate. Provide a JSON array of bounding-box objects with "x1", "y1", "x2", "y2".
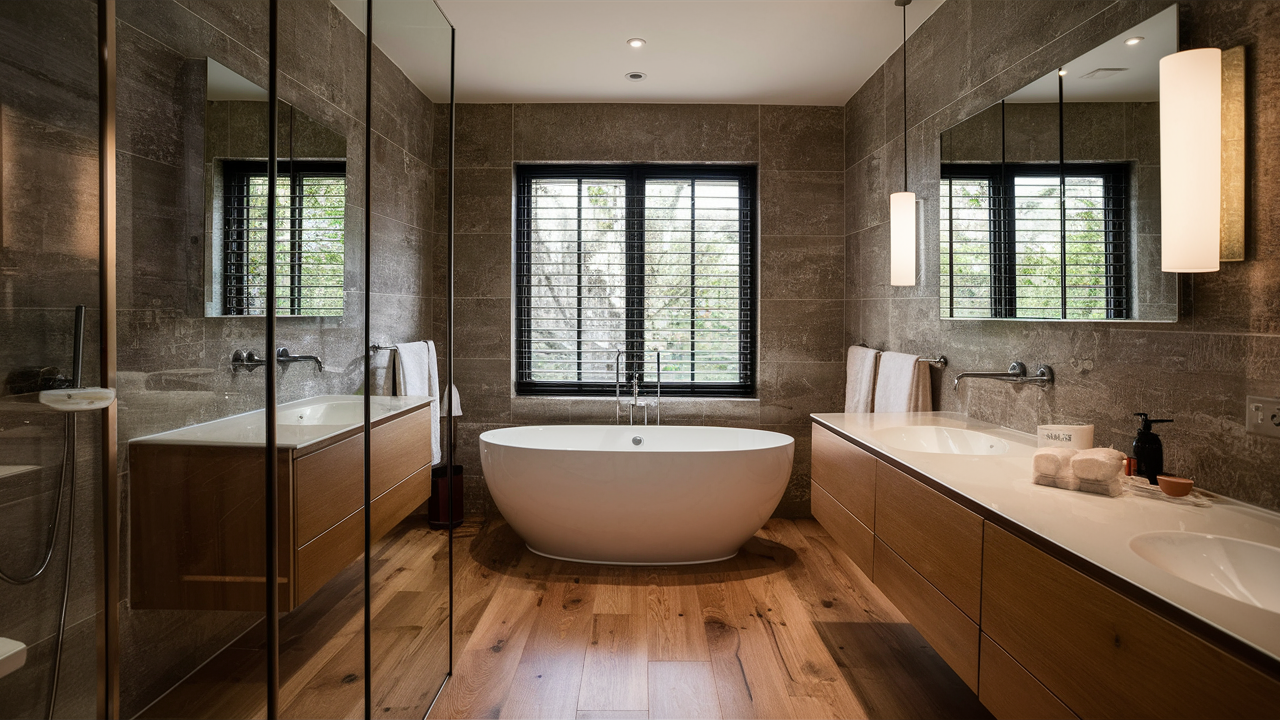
[
  {"x1": 453, "y1": 297, "x2": 511, "y2": 360},
  {"x1": 456, "y1": 103, "x2": 513, "y2": 169},
  {"x1": 758, "y1": 362, "x2": 845, "y2": 425},
  {"x1": 454, "y1": 358, "x2": 512, "y2": 424},
  {"x1": 760, "y1": 236, "x2": 844, "y2": 300},
  {"x1": 454, "y1": 168, "x2": 513, "y2": 235},
  {"x1": 759, "y1": 299, "x2": 845, "y2": 363},
  {"x1": 513, "y1": 103, "x2": 759, "y2": 163},
  {"x1": 760, "y1": 105, "x2": 843, "y2": 172},
  {"x1": 455, "y1": 234, "x2": 512, "y2": 299},
  {"x1": 846, "y1": 65, "x2": 884, "y2": 168},
  {"x1": 760, "y1": 171, "x2": 844, "y2": 237}
]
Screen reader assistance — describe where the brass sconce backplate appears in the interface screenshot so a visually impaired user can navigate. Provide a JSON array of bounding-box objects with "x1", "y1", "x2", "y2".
[{"x1": 1222, "y1": 45, "x2": 1245, "y2": 262}]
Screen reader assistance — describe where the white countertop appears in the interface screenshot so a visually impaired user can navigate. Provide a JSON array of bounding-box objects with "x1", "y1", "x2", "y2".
[
  {"x1": 131, "y1": 394, "x2": 434, "y2": 449},
  {"x1": 811, "y1": 411, "x2": 1280, "y2": 665}
]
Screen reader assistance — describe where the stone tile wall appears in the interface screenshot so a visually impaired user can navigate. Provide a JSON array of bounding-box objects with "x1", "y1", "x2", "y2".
[
  {"x1": 441, "y1": 103, "x2": 847, "y2": 518},
  {"x1": 845, "y1": 0, "x2": 1280, "y2": 510}
]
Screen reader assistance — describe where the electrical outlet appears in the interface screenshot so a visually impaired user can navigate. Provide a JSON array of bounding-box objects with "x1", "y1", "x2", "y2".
[{"x1": 1246, "y1": 396, "x2": 1280, "y2": 439}]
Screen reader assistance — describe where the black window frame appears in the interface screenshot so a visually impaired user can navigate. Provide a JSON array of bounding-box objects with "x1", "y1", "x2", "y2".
[
  {"x1": 515, "y1": 163, "x2": 758, "y2": 398},
  {"x1": 940, "y1": 161, "x2": 1131, "y2": 320},
  {"x1": 222, "y1": 159, "x2": 347, "y2": 316}
]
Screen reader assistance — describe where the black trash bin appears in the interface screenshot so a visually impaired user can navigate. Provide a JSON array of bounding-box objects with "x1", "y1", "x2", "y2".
[{"x1": 427, "y1": 464, "x2": 464, "y2": 529}]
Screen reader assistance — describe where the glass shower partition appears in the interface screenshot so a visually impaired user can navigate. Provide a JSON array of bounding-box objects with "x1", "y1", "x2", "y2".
[
  {"x1": 367, "y1": 0, "x2": 455, "y2": 715},
  {"x1": 0, "y1": 3, "x2": 104, "y2": 718}
]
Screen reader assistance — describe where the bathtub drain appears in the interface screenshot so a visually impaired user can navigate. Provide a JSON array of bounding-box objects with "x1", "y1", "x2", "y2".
[{"x1": 632, "y1": 436, "x2": 643, "y2": 446}]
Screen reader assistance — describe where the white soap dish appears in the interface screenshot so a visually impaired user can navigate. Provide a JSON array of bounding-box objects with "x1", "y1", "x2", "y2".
[
  {"x1": 1124, "y1": 478, "x2": 1213, "y2": 508},
  {"x1": 38, "y1": 387, "x2": 116, "y2": 412}
]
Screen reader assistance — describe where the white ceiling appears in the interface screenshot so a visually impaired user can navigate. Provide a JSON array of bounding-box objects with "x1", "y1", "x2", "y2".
[
  {"x1": 334, "y1": 0, "x2": 455, "y2": 103},
  {"x1": 1006, "y1": 5, "x2": 1177, "y2": 104},
  {"x1": 207, "y1": 58, "x2": 267, "y2": 101},
  {"x1": 435, "y1": 0, "x2": 942, "y2": 105}
]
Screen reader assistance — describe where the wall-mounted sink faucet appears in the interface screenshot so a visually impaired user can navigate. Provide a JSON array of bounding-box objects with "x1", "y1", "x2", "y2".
[
  {"x1": 231, "y1": 348, "x2": 325, "y2": 373},
  {"x1": 276, "y1": 347, "x2": 324, "y2": 373},
  {"x1": 954, "y1": 361, "x2": 1054, "y2": 392},
  {"x1": 230, "y1": 349, "x2": 267, "y2": 373}
]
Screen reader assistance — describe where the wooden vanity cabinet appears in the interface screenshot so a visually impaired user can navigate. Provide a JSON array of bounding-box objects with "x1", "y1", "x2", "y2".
[
  {"x1": 810, "y1": 424, "x2": 876, "y2": 573},
  {"x1": 982, "y1": 524, "x2": 1280, "y2": 719},
  {"x1": 131, "y1": 403, "x2": 434, "y2": 613},
  {"x1": 809, "y1": 420, "x2": 1280, "y2": 719}
]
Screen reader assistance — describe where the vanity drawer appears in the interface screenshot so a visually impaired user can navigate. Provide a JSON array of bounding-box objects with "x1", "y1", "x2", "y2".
[
  {"x1": 873, "y1": 538, "x2": 979, "y2": 692},
  {"x1": 874, "y1": 462, "x2": 983, "y2": 620},
  {"x1": 811, "y1": 424, "x2": 876, "y2": 529},
  {"x1": 371, "y1": 408, "x2": 433, "y2": 498},
  {"x1": 811, "y1": 481, "x2": 874, "y2": 575},
  {"x1": 295, "y1": 432, "x2": 364, "y2": 545},
  {"x1": 979, "y1": 633, "x2": 1076, "y2": 720},
  {"x1": 982, "y1": 524, "x2": 1280, "y2": 719},
  {"x1": 296, "y1": 507, "x2": 364, "y2": 604}
]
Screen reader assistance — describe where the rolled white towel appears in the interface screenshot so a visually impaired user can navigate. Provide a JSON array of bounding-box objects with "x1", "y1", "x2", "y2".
[
  {"x1": 1033, "y1": 447, "x2": 1077, "y2": 477},
  {"x1": 1078, "y1": 476, "x2": 1123, "y2": 497},
  {"x1": 1071, "y1": 448, "x2": 1126, "y2": 482},
  {"x1": 1033, "y1": 472, "x2": 1079, "y2": 491}
]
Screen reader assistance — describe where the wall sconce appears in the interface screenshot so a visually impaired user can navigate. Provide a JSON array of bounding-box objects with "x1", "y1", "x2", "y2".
[{"x1": 1159, "y1": 46, "x2": 1245, "y2": 272}]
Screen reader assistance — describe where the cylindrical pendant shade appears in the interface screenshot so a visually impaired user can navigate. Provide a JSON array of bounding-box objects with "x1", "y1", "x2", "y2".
[
  {"x1": 890, "y1": 191, "x2": 916, "y2": 286},
  {"x1": 1160, "y1": 48, "x2": 1221, "y2": 273}
]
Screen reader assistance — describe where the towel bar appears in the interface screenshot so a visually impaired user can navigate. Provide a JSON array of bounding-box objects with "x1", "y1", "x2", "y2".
[
  {"x1": 856, "y1": 343, "x2": 947, "y2": 369},
  {"x1": 369, "y1": 344, "x2": 395, "y2": 353}
]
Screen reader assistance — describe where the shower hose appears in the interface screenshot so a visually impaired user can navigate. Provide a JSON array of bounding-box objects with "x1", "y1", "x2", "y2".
[{"x1": 0, "y1": 412, "x2": 77, "y2": 720}]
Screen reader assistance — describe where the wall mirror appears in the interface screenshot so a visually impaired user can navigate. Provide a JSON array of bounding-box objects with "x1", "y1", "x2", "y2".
[
  {"x1": 938, "y1": 6, "x2": 1178, "y2": 322},
  {"x1": 203, "y1": 59, "x2": 349, "y2": 318}
]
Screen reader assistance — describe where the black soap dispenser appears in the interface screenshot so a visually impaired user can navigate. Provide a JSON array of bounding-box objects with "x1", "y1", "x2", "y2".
[{"x1": 1132, "y1": 413, "x2": 1173, "y2": 485}]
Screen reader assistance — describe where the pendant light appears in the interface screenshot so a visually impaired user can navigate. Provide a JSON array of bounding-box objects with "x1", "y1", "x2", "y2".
[{"x1": 890, "y1": 0, "x2": 915, "y2": 286}]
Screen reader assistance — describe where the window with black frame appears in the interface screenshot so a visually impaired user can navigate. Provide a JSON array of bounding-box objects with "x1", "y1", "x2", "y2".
[
  {"x1": 222, "y1": 160, "x2": 346, "y2": 316},
  {"x1": 515, "y1": 165, "x2": 756, "y2": 397},
  {"x1": 940, "y1": 163, "x2": 1130, "y2": 320}
]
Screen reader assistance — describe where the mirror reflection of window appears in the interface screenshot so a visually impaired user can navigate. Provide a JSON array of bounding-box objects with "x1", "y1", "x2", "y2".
[
  {"x1": 221, "y1": 161, "x2": 346, "y2": 316},
  {"x1": 940, "y1": 164, "x2": 1129, "y2": 320}
]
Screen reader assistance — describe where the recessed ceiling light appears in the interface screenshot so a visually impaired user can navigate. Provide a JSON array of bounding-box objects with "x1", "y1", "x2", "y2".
[
  {"x1": 626, "y1": 71, "x2": 647, "y2": 82},
  {"x1": 627, "y1": 38, "x2": 646, "y2": 48},
  {"x1": 1058, "y1": 68, "x2": 1069, "y2": 76},
  {"x1": 1126, "y1": 36, "x2": 1144, "y2": 46}
]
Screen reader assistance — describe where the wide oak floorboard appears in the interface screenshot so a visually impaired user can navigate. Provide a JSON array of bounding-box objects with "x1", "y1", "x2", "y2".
[{"x1": 433, "y1": 519, "x2": 989, "y2": 720}]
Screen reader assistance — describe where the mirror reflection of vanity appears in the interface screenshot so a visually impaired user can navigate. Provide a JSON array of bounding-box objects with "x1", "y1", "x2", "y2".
[
  {"x1": 203, "y1": 59, "x2": 349, "y2": 318},
  {"x1": 938, "y1": 6, "x2": 1178, "y2": 322}
]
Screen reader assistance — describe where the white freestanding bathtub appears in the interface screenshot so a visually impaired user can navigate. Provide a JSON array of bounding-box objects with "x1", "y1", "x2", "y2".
[{"x1": 479, "y1": 425, "x2": 794, "y2": 565}]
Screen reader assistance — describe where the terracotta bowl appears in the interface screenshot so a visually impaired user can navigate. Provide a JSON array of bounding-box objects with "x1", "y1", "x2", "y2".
[{"x1": 1157, "y1": 475, "x2": 1194, "y2": 498}]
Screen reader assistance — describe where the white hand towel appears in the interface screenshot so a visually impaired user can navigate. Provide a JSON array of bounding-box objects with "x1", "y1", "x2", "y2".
[
  {"x1": 1071, "y1": 448, "x2": 1126, "y2": 482},
  {"x1": 1033, "y1": 447, "x2": 1077, "y2": 477},
  {"x1": 873, "y1": 351, "x2": 932, "y2": 413},
  {"x1": 395, "y1": 340, "x2": 442, "y2": 466},
  {"x1": 844, "y1": 346, "x2": 880, "y2": 413}
]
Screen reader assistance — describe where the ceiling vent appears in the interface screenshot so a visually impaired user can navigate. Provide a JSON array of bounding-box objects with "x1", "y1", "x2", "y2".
[{"x1": 1080, "y1": 67, "x2": 1130, "y2": 80}]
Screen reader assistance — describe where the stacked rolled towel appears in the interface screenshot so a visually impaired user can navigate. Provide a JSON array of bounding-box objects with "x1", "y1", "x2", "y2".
[
  {"x1": 1032, "y1": 447, "x2": 1080, "y2": 491},
  {"x1": 1070, "y1": 448, "x2": 1126, "y2": 497}
]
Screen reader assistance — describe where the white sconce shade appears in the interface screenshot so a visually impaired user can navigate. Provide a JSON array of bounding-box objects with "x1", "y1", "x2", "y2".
[
  {"x1": 890, "y1": 191, "x2": 917, "y2": 286},
  {"x1": 1160, "y1": 48, "x2": 1222, "y2": 273}
]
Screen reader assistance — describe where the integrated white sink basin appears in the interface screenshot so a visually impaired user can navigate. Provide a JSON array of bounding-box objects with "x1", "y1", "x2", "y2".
[
  {"x1": 130, "y1": 395, "x2": 432, "y2": 449},
  {"x1": 871, "y1": 425, "x2": 1009, "y2": 455},
  {"x1": 1130, "y1": 532, "x2": 1280, "y2": 614}
]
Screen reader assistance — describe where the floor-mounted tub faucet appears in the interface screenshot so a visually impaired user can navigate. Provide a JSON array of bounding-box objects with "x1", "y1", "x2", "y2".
[{"x1": 615, "y1": 350, "x2": 661, "y2": 426}]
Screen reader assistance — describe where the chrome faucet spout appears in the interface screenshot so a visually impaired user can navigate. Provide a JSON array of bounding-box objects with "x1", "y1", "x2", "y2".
[
  {"x1": 954, "y1": 361, "x2": 1054, "y2": 391},
  {"x1": 276, "y1": 347, "x2": 324, "y2": 372}
]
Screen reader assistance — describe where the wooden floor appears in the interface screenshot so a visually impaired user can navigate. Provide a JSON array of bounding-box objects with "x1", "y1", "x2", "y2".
[
  {"x1": 432, "y1": 518, "x2": 989, "y2": 720},
  {"x1": 139, "y1": 515, "x2": 988, "y2": 720},
  {"x1": 139, "y1": 516, "x2": 451, "y2": 720}
]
